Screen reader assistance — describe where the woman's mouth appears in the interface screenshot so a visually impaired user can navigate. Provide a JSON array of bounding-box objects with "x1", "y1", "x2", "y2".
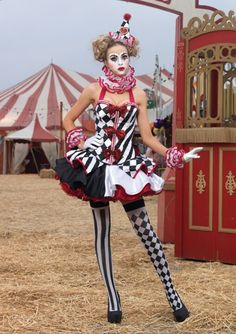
[{"x1": 118, "y1": 67, "x2": 125, "y2": 71}]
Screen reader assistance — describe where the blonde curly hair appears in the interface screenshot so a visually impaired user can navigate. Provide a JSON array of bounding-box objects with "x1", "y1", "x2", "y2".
[{"x1": 92, "y1": 35, "x2": 139, "y2": 62}]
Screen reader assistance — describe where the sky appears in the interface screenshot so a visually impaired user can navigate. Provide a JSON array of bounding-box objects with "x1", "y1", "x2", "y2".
[{"x1": 0, "y1": 0, "x2": 235, "y2": 91}]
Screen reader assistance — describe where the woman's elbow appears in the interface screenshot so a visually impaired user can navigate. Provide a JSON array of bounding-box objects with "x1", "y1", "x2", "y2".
[
  {"x1": 141, "y1": 133, "x2": 154, "y2": 146},
  {"x1": 63, "y1": 113, "x2": 74, "y2": 131},
  {"x1": 62, "y1": 115, "x2": 68, "y2": 128}
]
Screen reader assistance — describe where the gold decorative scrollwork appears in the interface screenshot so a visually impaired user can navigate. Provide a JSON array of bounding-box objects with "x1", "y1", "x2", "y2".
[
  {"x1": 177, "y1": 43, "x2": 185, "y2": 72},
  {"x1": 187, "y1": 44, "x2": 236, "y2": 73},
  {"x1": 182, "y1": 10, "x2": 236, "y2": 40},
  {"x1": 196, "y1": 170, "x2": 206, "y2": 194},
  {"x1": 225, "y1": 171, "x2": 236, "y2": 196}
]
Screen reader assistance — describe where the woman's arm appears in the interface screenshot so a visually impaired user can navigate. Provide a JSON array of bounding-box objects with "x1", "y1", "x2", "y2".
[
  {"x1": 63, "y1": 83, "x2": 97, "y2": 132},
  {"x1": 136, "y1": 88, "x2": 203, "y2": 166},
  {"x1": 136, "y1": 89, "x2": 167, "y2": 157}
]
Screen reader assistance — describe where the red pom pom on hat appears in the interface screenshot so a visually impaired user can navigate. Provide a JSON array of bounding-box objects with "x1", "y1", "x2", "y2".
[{"x1": 124, "y1": 13, "x2": 132, "y2": 21}]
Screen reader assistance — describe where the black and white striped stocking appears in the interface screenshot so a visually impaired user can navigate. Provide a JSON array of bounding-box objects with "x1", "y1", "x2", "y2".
[
  {"x1": 123, "y1": 199, "x2": 183, "y2": 312},
  {"x1": 90, "y1": 201, "x2": 121, "y2": 313}
]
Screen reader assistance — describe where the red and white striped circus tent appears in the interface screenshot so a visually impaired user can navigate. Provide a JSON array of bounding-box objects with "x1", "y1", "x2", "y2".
[
  {"x1": 0, "y1": 63, "x2": 174, "y2": 132},
  {"x1": 0, "y1": 63, "x2": 97, "y2": 132}
]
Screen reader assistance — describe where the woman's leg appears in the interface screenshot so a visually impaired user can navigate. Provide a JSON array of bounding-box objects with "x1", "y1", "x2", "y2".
[
  {"x1": 90, "y1": 201, "x2": 122, "y2": 323},
  {"x1": 122, "y1": 198, "x2": 189, "y2": 322}
]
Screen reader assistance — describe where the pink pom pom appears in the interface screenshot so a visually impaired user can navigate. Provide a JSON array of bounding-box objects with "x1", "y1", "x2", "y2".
[{"x1": 124, "y1": 13, "x2": 132, "y2": 21}]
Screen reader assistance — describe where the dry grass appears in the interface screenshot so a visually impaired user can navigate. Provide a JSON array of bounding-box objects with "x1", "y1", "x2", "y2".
[
  {"x1": 0, "y1": 175, "x2": 235, "y2": 334},
  {"x1": 39, "y1": 169, "x2": 56, "y2": 179}
]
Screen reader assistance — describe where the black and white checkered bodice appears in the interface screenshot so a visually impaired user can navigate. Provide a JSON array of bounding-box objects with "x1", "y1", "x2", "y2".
[
  {"x1": 93, "y1": 100, "x2": 138, "y2": 164},
  {"x1": 66, "y1": 91, "x2": 156, "y2": 178}
]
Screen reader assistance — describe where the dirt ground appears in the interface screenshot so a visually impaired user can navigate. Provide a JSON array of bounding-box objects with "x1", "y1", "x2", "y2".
[{"x1": 0, "y1": 175, "x2": 235, "y2": 334}]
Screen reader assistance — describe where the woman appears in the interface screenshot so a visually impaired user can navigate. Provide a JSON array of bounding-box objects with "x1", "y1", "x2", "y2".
[{"x1": 55, "y1": 14, "x2": 202, "y2": 324}]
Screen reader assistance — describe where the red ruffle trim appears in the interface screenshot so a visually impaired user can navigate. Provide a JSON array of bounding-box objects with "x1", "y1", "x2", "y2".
[{"x1": 57, "y1": 179, "x2": 162, "y2": 203}]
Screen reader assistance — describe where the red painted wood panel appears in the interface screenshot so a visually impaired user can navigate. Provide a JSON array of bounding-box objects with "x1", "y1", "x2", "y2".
[
  {"x1": 216, "y1": 146, "x2": 236, "y2": 264},
  {"x1": 180, "y1": 145, "x2": 216, "y2": 261},
  {"x1": 176, "y1": 144, "x2": 236, "y2": 263},
  {"x1": 189, "y1": 31, "x2": 236, "y2": 52}
]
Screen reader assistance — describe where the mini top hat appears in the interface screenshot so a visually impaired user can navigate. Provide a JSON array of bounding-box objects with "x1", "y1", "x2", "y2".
[{"x1": 109, "y1": 13, "x2": 135, "y2": 47}]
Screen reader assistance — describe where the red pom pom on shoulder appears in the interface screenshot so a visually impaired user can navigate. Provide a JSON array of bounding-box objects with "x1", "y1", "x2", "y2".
[{"x1": 124, "y1": 13, "x2": 132, "y2": 21}]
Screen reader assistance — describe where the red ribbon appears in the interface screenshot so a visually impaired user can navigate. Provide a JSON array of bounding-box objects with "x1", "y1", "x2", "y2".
[
  {"x1": 107, "y1": 104, "x2": 127, "y2": 117},
  {"x1": 105, "y1": 126, "x2": 125, "y2": 139},
  {"x1": 103, "y1": 148, "x2": 122, "y2": 162}
]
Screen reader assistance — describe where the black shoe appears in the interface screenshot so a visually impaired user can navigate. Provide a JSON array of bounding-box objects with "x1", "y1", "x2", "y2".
[
  {"x1": 107, "y1": 309, "x2": 122, "y2": 323},
  {"x1": 173, "y1": 303, "x2": 190, "y2": 322},
  {"x1": 107, "y1": 291, "x2": 122, "y2": 323}
]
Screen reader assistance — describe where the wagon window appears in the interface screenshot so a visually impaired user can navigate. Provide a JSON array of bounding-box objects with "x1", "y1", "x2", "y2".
[
  {"x1": 186, "y1": 43, "x2": 236, "y2": 128},
  {"x1": 223, "y1": 62, "x2": 236, "y2": 124},
  {"x1": 187, "y1": 64, "x2": 222, "y2": 128}
]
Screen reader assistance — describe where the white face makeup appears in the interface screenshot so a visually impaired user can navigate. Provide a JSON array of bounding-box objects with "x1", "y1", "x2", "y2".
[{"x1": 106, "y1": 45, "x2": 130, "y2": 76}]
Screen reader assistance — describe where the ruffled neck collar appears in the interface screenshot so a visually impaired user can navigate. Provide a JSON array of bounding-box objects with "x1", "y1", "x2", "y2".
[{"x1": 98, "y1": 65, "x2": 136, "y2": 94}]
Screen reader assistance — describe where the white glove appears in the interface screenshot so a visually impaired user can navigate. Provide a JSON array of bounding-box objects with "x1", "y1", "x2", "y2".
[
  {"x1": 183, "y1": 147, "x2": 203, "y2": 163},
  {"x1": 84, "y1": 135, "x2": 103, "y2": 150}
]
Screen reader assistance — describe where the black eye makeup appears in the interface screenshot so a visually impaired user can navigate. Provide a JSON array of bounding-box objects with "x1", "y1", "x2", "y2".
[
  {"x1": 121, "y1": 53, "x2": 128, "y2": 60},
  {"x1": 109, "y1": 55, "x2": 118, "y2": 62}
]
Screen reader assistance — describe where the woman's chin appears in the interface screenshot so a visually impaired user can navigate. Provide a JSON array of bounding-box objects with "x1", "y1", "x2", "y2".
[{"x1": 116, "y1": 70, "x2": 128, "y2": 77}]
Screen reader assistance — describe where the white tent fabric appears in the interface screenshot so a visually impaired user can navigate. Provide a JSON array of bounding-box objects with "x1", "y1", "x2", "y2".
[
  {"x1": 41, "y1": 142, "x2": 58, "y2": 169},
  {"x1": 12, "y1": 143, "x2": 29, "y2": 174},
  {"x1": 161, "y1": 99, "x2": 173, "y2": 119}
]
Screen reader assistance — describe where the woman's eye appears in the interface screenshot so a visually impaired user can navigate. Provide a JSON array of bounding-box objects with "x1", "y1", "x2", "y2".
[
  {"x1": 121, "y1": 54, "x2": 128, "y2": 60},
  {"x1": 110, "y1": 56, "x2": 117, "y2": 62}
]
